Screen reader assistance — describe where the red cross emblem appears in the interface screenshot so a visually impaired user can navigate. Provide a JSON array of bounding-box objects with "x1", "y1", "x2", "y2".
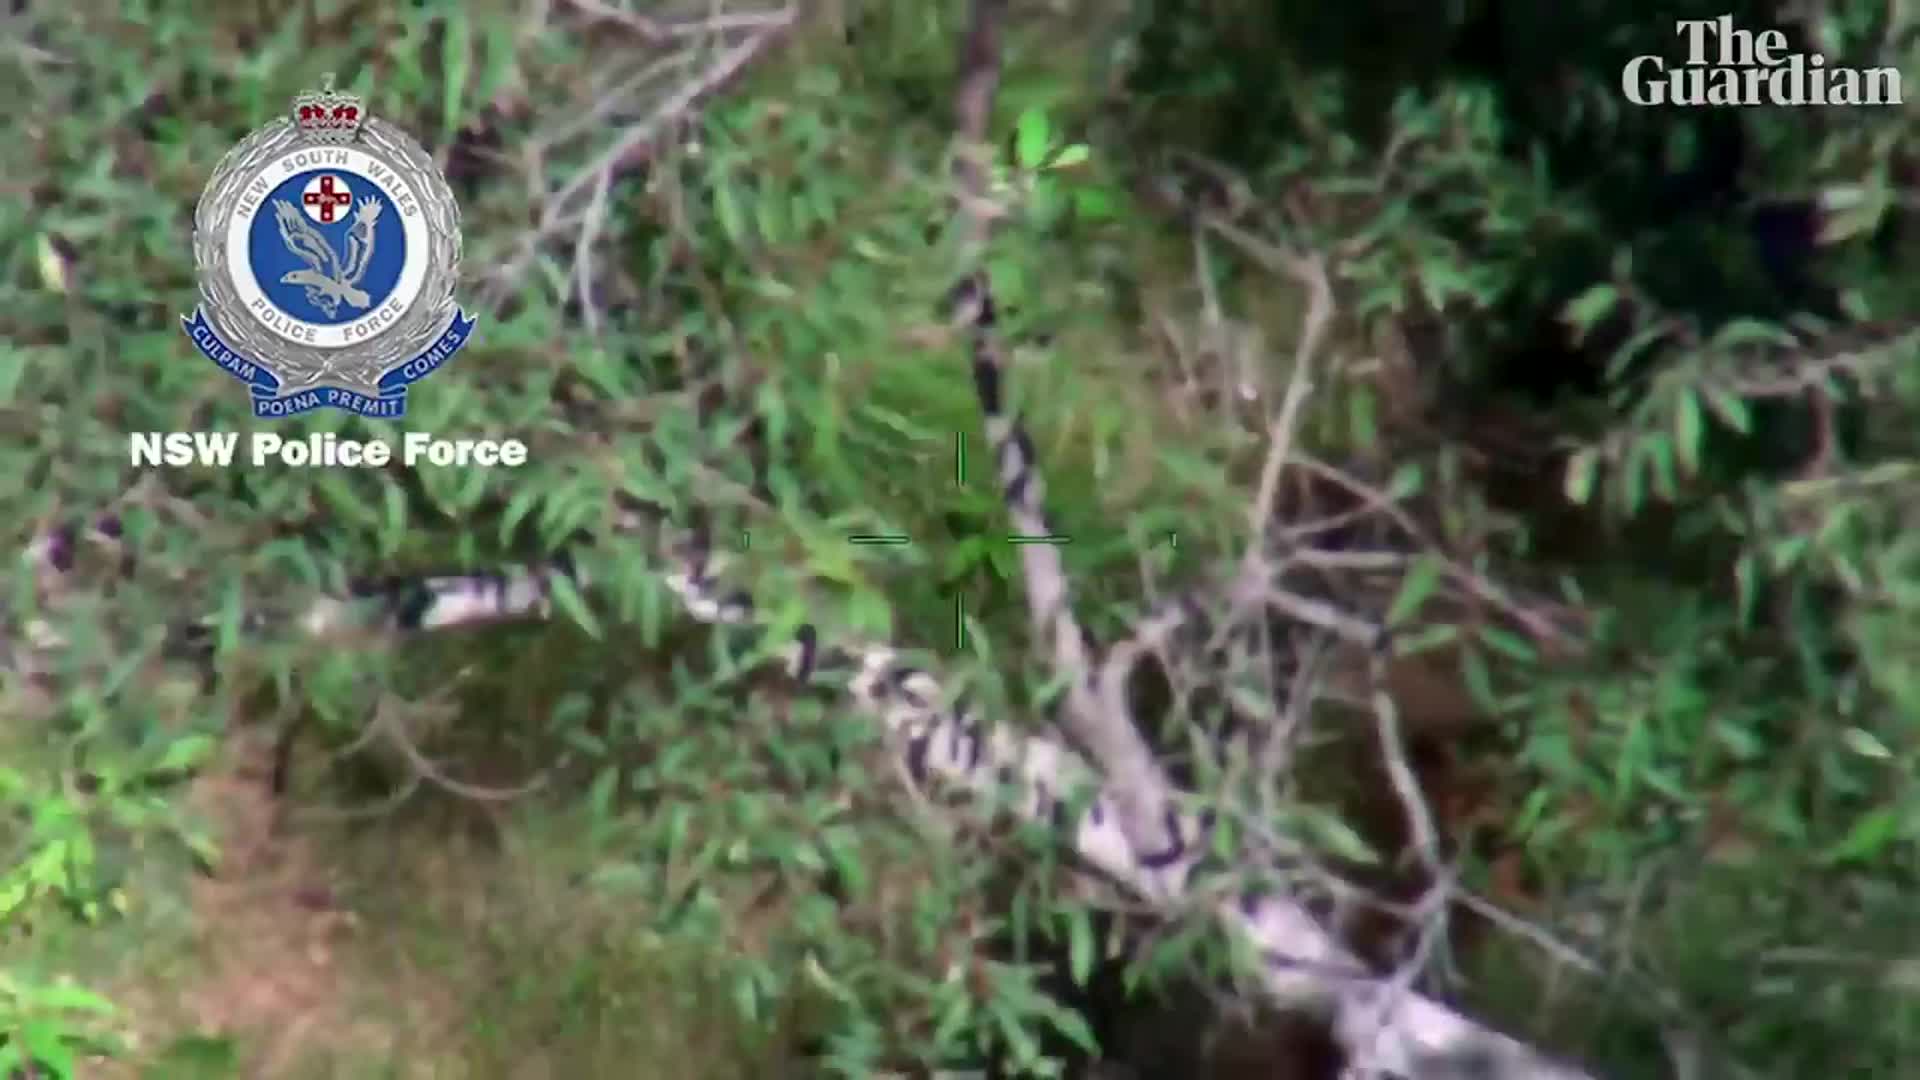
[{"x1": 301, "y1": 173, "x2": 354, "y2": 225}]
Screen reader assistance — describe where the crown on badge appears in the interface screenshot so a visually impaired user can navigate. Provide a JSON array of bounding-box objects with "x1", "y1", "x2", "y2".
[{"x1": 292, "y1": 75, "x2": 364, "y2": 144}]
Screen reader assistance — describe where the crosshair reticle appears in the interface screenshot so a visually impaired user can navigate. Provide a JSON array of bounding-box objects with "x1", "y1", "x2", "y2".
[{"x1": 846, "y1": 432, "x2": 1087, "y2": 649}]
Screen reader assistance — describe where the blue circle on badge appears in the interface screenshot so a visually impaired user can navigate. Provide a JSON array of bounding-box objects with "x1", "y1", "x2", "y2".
[{"x1": 247, "y1": 168, "x2": 407, "y2": 325}]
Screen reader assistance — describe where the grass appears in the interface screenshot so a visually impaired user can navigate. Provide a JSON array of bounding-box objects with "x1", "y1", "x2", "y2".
[{"x1": 5, "y1": 718, "x2": 805, "y2": 1078}]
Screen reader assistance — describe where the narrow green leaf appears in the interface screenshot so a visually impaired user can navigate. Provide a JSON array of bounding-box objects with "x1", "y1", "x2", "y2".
[
  {"x1": 1348, "y1": 385, "x2": 1378, "y2": 447},
  {"x1": 1734, "y1": 553, "x2": 1759, "y2": 623},
  {"x1": 715, "y1": 179, "x2": 746, "y2": 245},
  {"x1": 821, "y1": 827, "x2": 867, "y2": 894},
  {"x1": 990, "y1": 993, "x2": 1043, "y2": 1067},
  {"x1": 1387, "y1": 462, "x2": 1424, "y2": 498},
  {"x1": 732, "y1": 972, "x2": 759, "y2": 1024},
  {"x1": 1673, "y1": 388, "x2": 1703, "y2": 472},
  {"x1": 1477, "y1": 625, "x2": 1537, "y2": 663},
  {"x1": 931, "y1": 986, "x2": 974, "y2": 1047},
  {"x1": 754, "y1": 186, "x2": 785, "y2": 244},
  {"x1": 441, "y1": 11, "x2": 472, "y2": 142},
  {"x1": 1067, "y1": 908, "x2": 1094, "y2": 986},
  {"x1": 1645, "y1": 434, "x2": 1677, "y2": 499},
  {"x1": 1462, "y1": 647, "x2": 1497, "y2": 711},
  {"x1": 1387, "y1": 555, "x2": 1443, "y2": 627},
  {"x1": 588, "y1": 766, "x2": 619, "y2": 819},
  {"x1": 1036, "y1": 995, "x2": 1100, "y2": 1054},
  {"x1": 1612, "y1": 707, "x2": 1648, "y2": 804},
  {"x1": 547, "y1": 572, "x2": 601, "y2": 639},
  {"x1": 1823, "y1": 807, "x2": 1900, "y2": 864},
  {"x1": 27, "y1": 983, "x2": 116, "y2": 1015},
  {"x1": 1563, "y1": 448, "x2": 1598, "y2": 505},
  {"x1": 380, "y1": 481, "x2": 407, "y2": 557},
  {"x1": 154, "y1": 734, "x2": 216, "y2": 774},
  {"x1": 1015, "y1": 107, "x2": 1050, "y2": 170},
  {"x1": 1711, "y1": 318, "x2": 1796, "y2": 349},
  {"x1": 1840, "y1": 727, "x2": 1893, "y2": 760},
  {"x1": 1049, "y1": 143, "x2": 1090, "y2": 169},
  {"x1": 1296, "y1": 807, "x2": 1377, "y2": 864},
  {"x1": 1562, "y1": 283, "x2": 1619, "y2": 341}
]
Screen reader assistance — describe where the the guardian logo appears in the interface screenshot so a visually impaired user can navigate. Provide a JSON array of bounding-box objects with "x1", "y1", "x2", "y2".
[{"x1": 1623, "y1": 15, "x2": 1902, "y2": 106}]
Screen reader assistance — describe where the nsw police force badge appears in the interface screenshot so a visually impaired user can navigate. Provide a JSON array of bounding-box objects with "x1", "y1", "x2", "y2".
[{"x1": 182, "y1": 76, "x2": 477, "y2": 419}]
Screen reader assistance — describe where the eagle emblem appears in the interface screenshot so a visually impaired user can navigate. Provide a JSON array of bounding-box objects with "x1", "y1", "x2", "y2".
[{"x1": 272, "y1": 193, "x2": 382, "y2": 317}]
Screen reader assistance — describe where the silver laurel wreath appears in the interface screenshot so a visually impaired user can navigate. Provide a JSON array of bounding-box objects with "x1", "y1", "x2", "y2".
[{"x1": 191, "y1": 117, "x2": 465, "y2": 397}]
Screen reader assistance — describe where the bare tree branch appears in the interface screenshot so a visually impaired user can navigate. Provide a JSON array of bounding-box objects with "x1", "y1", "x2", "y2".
[
  {"x1": 946, "y1": 0, "x2": 1191, "y2": 874},
  {"x1": 560, "y1": 0, "x2": 796, "y2": 43},
  {"x1": 480, "y1": 7, "x2": 797, "y2": 308},
  {"x1": 937, "y1": 2, "x2": 1592, "y2": 1075}
]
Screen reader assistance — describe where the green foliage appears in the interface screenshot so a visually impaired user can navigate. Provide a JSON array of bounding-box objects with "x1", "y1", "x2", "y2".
[
  {"x1": 0, "y1": 742, "x2": 212, "y2": 926},
  {"x1": 1122, "y1": 0, "x2": 1920, "y2": 1072},
  {"x1": 5, "y1": 4, "x2": 1216, "y2": 1073},
  {"x1": 0, "y1": 973, "x2": 124, "y2": 1079},
  {"x1": 8, "y1": 0, "x2": 1920, "y2": 1076}
]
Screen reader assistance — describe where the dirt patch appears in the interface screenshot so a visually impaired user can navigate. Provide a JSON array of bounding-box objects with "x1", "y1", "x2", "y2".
[{"x1": 168, "y1": 727, "x2": 446, "y2": 1077}]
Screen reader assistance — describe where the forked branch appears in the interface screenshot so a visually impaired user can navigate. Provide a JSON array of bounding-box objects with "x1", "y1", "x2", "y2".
[{"x1": 943, "y1": 1, "x2": 1594, "y2": 1075}]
